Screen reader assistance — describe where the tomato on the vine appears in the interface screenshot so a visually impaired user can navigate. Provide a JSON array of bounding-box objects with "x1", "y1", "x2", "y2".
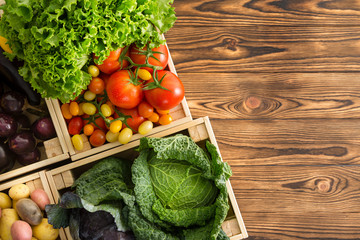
[
  {"x1": 130, "y1": 44, "x2": 168, "y2": 72},
  {"x1": 68, "y1": 117, "x2": 83, "y2": 135},
  {"x1": 144, "y1": 71, "x2": 184, "y2": 110},
  {"x1": 94, "y1": 48, "x2": 129, "y2": 74},
  {"x1": 106, "y1": 70, "x2": 143, "y2": 109},
  {"x1": 115, "y1": 107, "x2": 145, "y2": 133},
  {"x1": 89, "y1": 129, "x2": 106, "y2": 147},
  {"x1": 88, "y1": 77, "x2": 105, "y2": 94}
]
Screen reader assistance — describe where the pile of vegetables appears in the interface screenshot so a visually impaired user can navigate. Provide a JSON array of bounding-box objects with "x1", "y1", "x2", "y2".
[
  {"x1": 0, "y1": 0, "x2": 177, "y2": 103},
  {"x1": 61, "y1": 43, "x2": 184, "y2": 150},
  {"x1": 46, "y1": 134, "x2": 232, "y2": 240},
  {"x1": 0, "y1": 183, "x2": 58, "y2": 240},
  {"x1": 0, "y1": 81, "x2": 57, "y2": 174}
]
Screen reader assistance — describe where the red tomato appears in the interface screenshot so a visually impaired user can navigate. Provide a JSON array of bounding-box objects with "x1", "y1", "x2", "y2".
[
  {"x1": 68, "y1": 117, "x2": 83, "y2": 135},
  {"x1": 89, "y1": 129, "x2": 106, "y2": 147},
  {"x1": 130, "y1": 44, "x2": 168, "y2": 72},
  {"x1": 115, "y1": 107, "x2": 145, "y2": 133},
  {"x1": 144, "y1": 71, "x2": 184, "y2": 110},
  {"x1": 94, "y1": 117, "x2": 106, "y2": 131},
  {"x1": 94, "y1": 48, "x2": 129, "y2": 74},
  {"x1": 106, "y1": 70, "x2": 143, "y2": 109}
]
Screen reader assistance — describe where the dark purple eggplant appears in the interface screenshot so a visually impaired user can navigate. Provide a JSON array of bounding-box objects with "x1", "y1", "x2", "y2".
[
  {"x1": 16, "y1": 147, "x2": 41, "y2": 166},
  {"x1": 8, "y1": 131, "x2": 36, "y2": 154},
  {"x1": 0, "y1": 142, "x2": 16, "y2": 173},
  {"x1": 0, "y1": 113, "x2": 17, "y2": 137},
  {"x1": 1, "y1": 91, "x2": 25, "y2": 114},
  {"x1": 0, "y1": 49, "x2": 41, "y2": 105},
  {"x1": 15, "y1": 114, "x2": 31, "y2": 130},
  {"x1": 32, "y1": 117, "x2": 56, "y2": 140}
]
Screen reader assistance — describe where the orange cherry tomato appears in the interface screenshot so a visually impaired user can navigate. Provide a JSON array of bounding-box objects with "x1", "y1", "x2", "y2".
[
  {"x1": 158, "y1": 114, "x2": 173, "y2": 125},
  {"x1": 88, "y1": 77, "x2": 105, "y2": 94},
  {"x1": 138, "y1": 101, "x2": 154, "y2": 118},
  {"x1": 83, "y1": 124, "x2": 94, "y2": 136},
  {"x1": 148, "y1": 112, "x2": 159, "y2": 123}
]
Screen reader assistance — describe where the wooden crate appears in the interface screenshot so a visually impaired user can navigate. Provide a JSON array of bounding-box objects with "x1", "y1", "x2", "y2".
[
  {"x1": 0, "y1": 99, "x2": 70, "y2": 183},
  {"x1": 0, "y1": 170, "x2": 67, "y2": 240},
  {"x1": 51, "y1": 43, "x2": 192, "y2": 161},
  {"x1": 46, "y1": 117, "x2": 248, "y2": 240}
]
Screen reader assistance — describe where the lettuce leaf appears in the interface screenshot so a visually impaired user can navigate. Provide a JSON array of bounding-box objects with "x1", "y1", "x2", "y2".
[{"x1": 0, "y1": 0, "x2": 176, "y2": 102}]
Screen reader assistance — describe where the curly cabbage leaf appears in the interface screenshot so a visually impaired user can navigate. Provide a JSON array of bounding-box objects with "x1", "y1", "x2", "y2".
[{"x1": 0, "y1": 0, "x2": 176, "y2": 102}]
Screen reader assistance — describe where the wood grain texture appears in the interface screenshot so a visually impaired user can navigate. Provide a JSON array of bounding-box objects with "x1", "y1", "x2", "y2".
[
  {"x1": 210, "y1": 119, "x2": 360, "y2": 166},
  {"x1": 168, "y1": 0, "x2": 360, "y2": 238},
  {"x1": 165, "y1": 26, "x2": 360, "y2": 72},
  {"x1": 172, "y1": 0, "x2": 360, "y2": 26},
  {"x1": 231, "y1": 165, "x2": 360, "y2": 239},
  {"x1": 179, "y1": 72, "x2": 360, "y2": 119}
]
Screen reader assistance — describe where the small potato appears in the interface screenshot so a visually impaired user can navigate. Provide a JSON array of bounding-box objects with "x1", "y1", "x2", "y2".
[
  {"x1": 11, "y1": 220, "x2": 32, "y2": 240},
  {"x1": 16, "y1": 199, "x2": 42, "y2": 226},
  {"x1": 9, "y1": 184, "x2": 30, "y2": 200},
  {"x1": 32, "y1": 218, "x2": 59, "y2": 240},
  {"x1": 0, "y1": 192, "x2": 12, "y2": 209},
  {"x1": 0, "y1": 208, "x2": 19, "y2": 240},
  {"x1": 31, "y1": 238, "x2": 38, "y2": 240},
  {"x1": 30, "y1": 189, "x2": 50, "y2": 211}
]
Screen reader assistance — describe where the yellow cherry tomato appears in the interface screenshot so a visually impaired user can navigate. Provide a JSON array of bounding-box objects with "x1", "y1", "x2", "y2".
[
  {"x1": 101, "y1": 104, "x2": 112, "y2": 117},
  {"x1": 82, "y1": 103, "x2": 97, "y2": 115},
  {"x1": 137, "y1": 69, "x2": 152, "y2": 81},
  {"x1": 106, "y1": 131, "x2": 120, "y2": 143},
  {"x1": 72, "y1": 134, "x2": 84, "y2": 151},
  {"x1": 118, "y1": 128, "x2": 133, "y2": 144},
  {"x1": 84, "y1": 90, "x2": 97, "y2": 101},
  {"x1": 88, "y1": 65, "x2": 100, "y2": 77},
  {"x1": 138, "y1": 121, "x2": 153, "y2": 135},
  {"x1": 110, "y1": 120, "x2": 122, "y2": 133}
]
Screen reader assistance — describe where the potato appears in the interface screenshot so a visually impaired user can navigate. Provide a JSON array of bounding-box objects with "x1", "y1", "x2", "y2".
[
  {"x1": 32, "y1": 218, "x2": 59, "y2": 240},
  {"x1": 31, "y1": 238, "x2": 38, "y2": 240},
  {"x1": 0, "y1": 192, "x2": 12, "y2": 209},
  {"x1": 30, "y1": 189, "x2": 50, "y2": 211},
  {"x1": 15, "y1": 199, "x2": 42, "y2": 226},
  {"x1": 9, "y1": 184, "x2": 30, "y2": 200},
  {"x1": 0, "y1": 208, "x2": 19, "y2": 240},
  {"x1": 11, "y1": 220, "x2": 32, "y2": 240}
]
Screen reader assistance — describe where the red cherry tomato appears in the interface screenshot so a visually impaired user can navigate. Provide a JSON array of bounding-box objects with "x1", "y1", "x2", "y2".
[
  {"x1": 138, "y1": 101, "x2": 154, "y2": 118},
  {"x1": 144, "y1": 71, "x2": 184, "y2": 110},
  {"x1": 94, "y1": 48, "x2": 129, "y2": 74},
  {"x1": 89, "y1": 129, "x2": 106, "y2": 147},
  {"x1": 106, "y1": 70, "x2": 143, "y2": 109},
  {"x1": 68, "y1": 117, "x2": 83, "y2": 135},
  {"x1": 115, "y1": 107, "x2": 145, "y2": 133},
  {"x1": 130, "y1": 44, "x2": 168, "y2": 72}
]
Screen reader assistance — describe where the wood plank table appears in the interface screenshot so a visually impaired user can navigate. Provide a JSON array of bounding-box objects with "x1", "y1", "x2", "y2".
[{"x1": 165, "y1": 1, "x2": 360, "y2": 239}]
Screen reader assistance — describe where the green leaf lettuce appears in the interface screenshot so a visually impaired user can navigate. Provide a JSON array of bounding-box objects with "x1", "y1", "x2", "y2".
[{"x1": 0, "y1": 0, "x2": 176, "y2": 102}]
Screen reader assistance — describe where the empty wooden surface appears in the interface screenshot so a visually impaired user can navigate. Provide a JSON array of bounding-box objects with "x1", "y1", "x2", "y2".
[{"x1": 165, "y1": 0, "x2": 360, "y2": 239}]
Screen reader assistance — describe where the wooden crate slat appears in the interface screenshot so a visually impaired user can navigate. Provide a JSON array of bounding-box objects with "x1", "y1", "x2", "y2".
[{"x1": 0, "y1": 170, "x2": 66, "y2": 239}]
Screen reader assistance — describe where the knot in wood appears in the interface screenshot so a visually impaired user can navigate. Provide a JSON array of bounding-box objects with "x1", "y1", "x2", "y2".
[
  {"x1": 316, "y1": 180, "x2": 331, "y2": 193},
  {"x1": 245, "y1": 96, "x2": 262, "y2": 110}
]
